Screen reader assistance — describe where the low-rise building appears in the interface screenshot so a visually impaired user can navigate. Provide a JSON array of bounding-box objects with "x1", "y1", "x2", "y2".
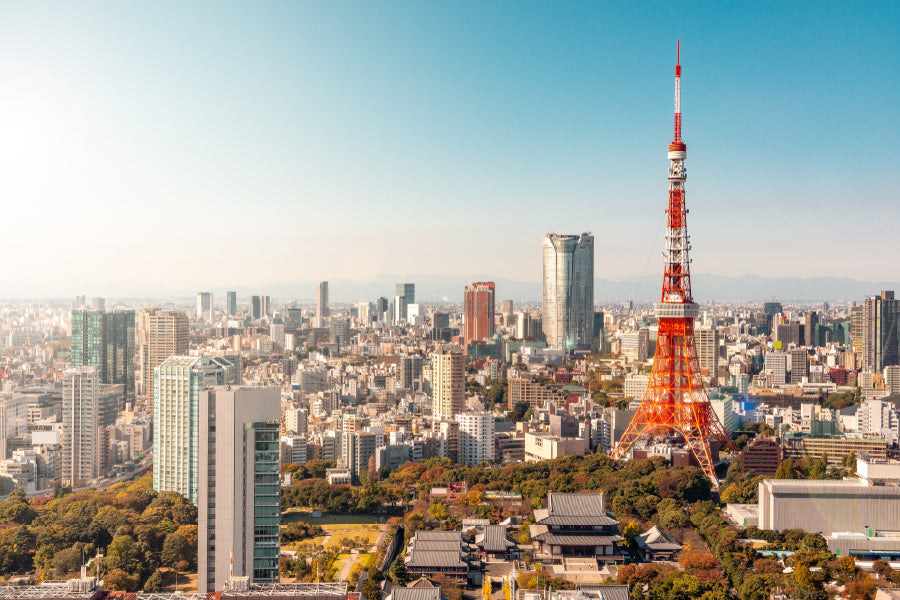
[
  {"x1": 474, "y1": 525, "x2": 517, "y2": 560},
  {"x1": 634, "y1": 526, "x2": 682, "y2": 562},
  {"x1": 325, "y1": 468, "x2": 351, "y2": 485},
  {"x1": 530, "y1": 492, "x2": 624, "y2": 565},
  {"x1": 524, "y1": 432, "x2": 586, "y2": 462},
  {"x1": 404, "y1": 530, "x2": 471, "y2": 584}
]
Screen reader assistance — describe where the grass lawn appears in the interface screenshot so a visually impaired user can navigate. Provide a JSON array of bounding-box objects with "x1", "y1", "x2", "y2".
[
  {"x1": 282, "y1": 510, "x2": 382, "y2": 525},
  {"x1": 322, "y1": 524, "x2": 380, "y2": 548},
  {"x1": 284, "y1": 524, "x2": 379, "y2": 552},
  {"x1": 154, "y1": 568, "x2": 197, "y2": 593},
  {"x1": 358, "y1": 553, "x2": 375, "y2": 568}
]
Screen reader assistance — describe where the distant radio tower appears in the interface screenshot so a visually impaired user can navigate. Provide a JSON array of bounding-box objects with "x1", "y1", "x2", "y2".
[{"x1": 611, "y1": 42, "x2": 737, "y2": 485}]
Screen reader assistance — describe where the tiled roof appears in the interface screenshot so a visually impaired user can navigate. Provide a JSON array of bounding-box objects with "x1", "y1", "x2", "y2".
[
  {"x1": 574, "y1": 585, "x2": 631, "y2": 600},
  {"x1": 537, "y1": 515, "x2": 619, "y2": 526},
  {"x1": 476, "y1": 525, "x2": 516, "y2": 552},
  {"x1": 405, "y1": 551, "x2": 467, "y2": 568},
  {"x1": 546, "y1": 492, "x2": 606, "y2": 516},
  {"x1": 388, "y1": 589, "x2": 442, "y2": 600},
  {"x1": 635, "y1": 526, "x2": 682, "y2": 552},
  {"x1": 531, "y1": 532, "x2": 624, "y2": 546},
  {"x1": 405, "y1": 531, "x2": 468, "y2": 570}
]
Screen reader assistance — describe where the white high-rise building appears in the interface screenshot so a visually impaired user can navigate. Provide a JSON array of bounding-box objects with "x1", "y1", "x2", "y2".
[
  {"x1": 61, "y1": 367, "x2": 102, "y2": 485},
  {"x1": 764, "y1": 352, "x2": 789, "y2": 386},
  {"x1": 154, "y1": 355, "x2": 238, "y2": 504},
  {"x1": 285, "y1": 407, "x2": 308, "y2": 435},
  {"x1": 357, "y1": 302, "x2": 372, "y2": 327},
  {"x1": 199, "y1": 386, "x2": 280, "y2": 593},
  {"x1": 281, "y1": 435, "x2": 307, "y2": 465},
  {"x1": 695, "y1": 325, "x2": 718, "y2": 378},
  {"x1": 456, "y1": 413, "x2": 495, "y2": 465},
  {"x1": 269, "y1": 318, "x2": 285, "y2": 349},
  {"x1": 620, "y1": 329, "x2": 650, "y2": 362},
  {"x1": 885, "y1": 365, "x2": 900, "y2": 395},
  {"x1": 431, "y1": 352, "x2": 464, "y2": 419},
  {"x1": 710, "y1": 397, "x2": 734, "y2": 433},
  {"x1": 542, "y1": 233, "x2": 594, "y2": 351},
  {"x1": 624, "y1": 374, "x2": 650, "y2": 401}
]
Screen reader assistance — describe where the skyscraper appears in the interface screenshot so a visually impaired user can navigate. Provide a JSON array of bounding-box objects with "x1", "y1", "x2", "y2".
[
  {"x1": 863, "y1": 291, "x2": 900, "y2": 373},
  {"x1": 226, "y1": 291, "x2": 237, "y2": 317},
  {"x1": 197, "y1": 292, "x2": 213, "y2": 323},
  {"x1": 61, "y1": 367, "x2": 122, "y2": 485},
  {"x1": 790, "y1": 348, "x2": 809, "y2": 384},
  {"x1": 62, "y1": 367, "x2": 101, "y2": 485},
  {"x1": 249, "y1": 295, "x2": 271, "y2": 320},
  {"x1": 317, "y1": 281, "x2": 329, "y2": 319},
  {"x1": 199, "y1": 386, "x2": 280, "y2": 593},
  {"x1": 396, "y1": 283, "x2": 415, "y2": 305},
  {"x1": 464, "y1": 282, "x2": 495, "y2": 346},
  {"x1": 542, "y1": 233, "x2": 594, "y2": 351},
  {"x1": 851, "y1": 304, "x2": 864, "y2": 353},
  {"x1": 357, "y1": 301, "x2": 372, "y2": 327},
  {"x1": 763, "y1": 301, "x2": 783, "y2": 336},
  {"x1": 138, "y1": 309, "x2": 189, "y2": 409},
  {"x1": 393, "y1": 295, "x2": 408, "y2": 325},
  {"x1": 153, "y1": 355, "x2": 238, "y2": 503},
  {"x1": 695, "y1": 324, "x2": 717, "y2": 378},
  {"x1": 72, "y1": 309, "x2": 135, "y2": 408},
  {"x1": 431, "y1": 352, "x2": 464, "y2": 419}
]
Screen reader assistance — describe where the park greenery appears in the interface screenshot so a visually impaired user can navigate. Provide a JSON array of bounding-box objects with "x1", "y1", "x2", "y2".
[
  {"x1": 0, "y1": 431, "x2": 885, "y2": 599},
  {"x1": 0, "y1": 473, "x2": 196, "y2": 591}
]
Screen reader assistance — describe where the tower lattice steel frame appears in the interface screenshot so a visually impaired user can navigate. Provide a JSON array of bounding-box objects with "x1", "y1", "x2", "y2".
[{"x1": 611, "y1": 42, "x2": 737, "y2": 485}]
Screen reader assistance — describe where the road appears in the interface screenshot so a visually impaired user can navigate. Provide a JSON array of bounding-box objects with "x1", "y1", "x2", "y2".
[{"x1": 25, "y1": 455, "x2": 152, "y2": 498}]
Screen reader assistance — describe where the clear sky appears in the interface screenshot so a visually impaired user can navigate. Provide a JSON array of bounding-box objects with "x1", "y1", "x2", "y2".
[{"x1": 0, "y1": 1, "x2": 897, "y2": 296}]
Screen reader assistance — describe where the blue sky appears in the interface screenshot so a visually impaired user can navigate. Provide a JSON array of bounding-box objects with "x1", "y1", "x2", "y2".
[{"x1": 0, "y1": 1, "x2": 897, "y2": 296}]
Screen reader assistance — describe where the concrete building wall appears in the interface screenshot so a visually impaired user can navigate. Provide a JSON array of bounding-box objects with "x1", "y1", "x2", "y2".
[
  {"x1": 758, "y1": 479, "x2": 900, "y2": 533},
  {"x1": 199, "y1": 386, "x2": 280, "y2": 594}
]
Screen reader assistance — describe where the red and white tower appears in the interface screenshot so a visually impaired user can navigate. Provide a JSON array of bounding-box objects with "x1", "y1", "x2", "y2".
[{"x1": 611, "y1": 43, "x2": 737, "y2": 484}]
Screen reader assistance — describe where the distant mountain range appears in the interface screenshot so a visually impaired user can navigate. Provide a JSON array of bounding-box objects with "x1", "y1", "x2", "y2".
[
  {"x1": 3, "y1": 274, "x2": 898, "y2": 304},
  {"x1": 288, "y1": 274, "x2": 900, "y2": 304}
]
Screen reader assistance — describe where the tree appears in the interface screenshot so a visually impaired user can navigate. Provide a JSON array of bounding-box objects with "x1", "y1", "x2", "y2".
[
  {"x1": 161, "y1": 532, "x2": 192, "y2": 569},
  {"x1": 361, "y1": 575, "x2": 383, "y2": 600},
  {"x1": 368, "y1": 455, "x2": 377, "y2": 485},
  {"x1": 793, "y1": 563, "x2": 814, "y2": 589},
  {"x1": 621, "y1": 520, "x2": 641, "y2": 547},
  {"x1": 106, "y1": 535, "x2": 142, "y2": 574},
  {"x1": 143, "y1": 571, "x2": 164, "y2": 592},
  {"x1": 483, "y1": 576, "x2": 492, "y2": 600},
  {"x1": 388, "y1": 555, "x2": 408, "y2": 585},
  {"x1": 104, "y1": 568, "x2": 140, "y2": 592},
  {"x1": 428, "y1": 500, "x2": 448, "y2": 521},
  {"x1": 873, "y1": 559, "x2": 893, "y2": 580},
  {"x1": 775, "y1": 457, "x2": 795, "y2": 479}
]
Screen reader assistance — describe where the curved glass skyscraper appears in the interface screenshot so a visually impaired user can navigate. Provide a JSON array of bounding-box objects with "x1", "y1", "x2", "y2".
[{"x1": 542, "y1": 233, "x2": 594, "y2": 351}]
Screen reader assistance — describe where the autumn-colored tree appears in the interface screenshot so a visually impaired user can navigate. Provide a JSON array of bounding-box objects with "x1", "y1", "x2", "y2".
[
  {"x1": 428, "y1": 499, "x2": 448, "y2": 521},
  {"x1": 621, "y1": 520, "x2": 641, "y2": 547},
  {"x1": 104, "y1": 568, "x2": 140, "y2": 592}
]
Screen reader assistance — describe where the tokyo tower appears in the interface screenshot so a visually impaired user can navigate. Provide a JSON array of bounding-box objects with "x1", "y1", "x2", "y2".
[{"x1": 610, "y1": 42, "x2": 737, "y2": 484}]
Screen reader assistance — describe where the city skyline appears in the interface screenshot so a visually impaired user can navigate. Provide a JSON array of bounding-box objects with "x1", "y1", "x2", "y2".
[{"x1": 0, "y1": 2, "x2": 897, "y2": 295}]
